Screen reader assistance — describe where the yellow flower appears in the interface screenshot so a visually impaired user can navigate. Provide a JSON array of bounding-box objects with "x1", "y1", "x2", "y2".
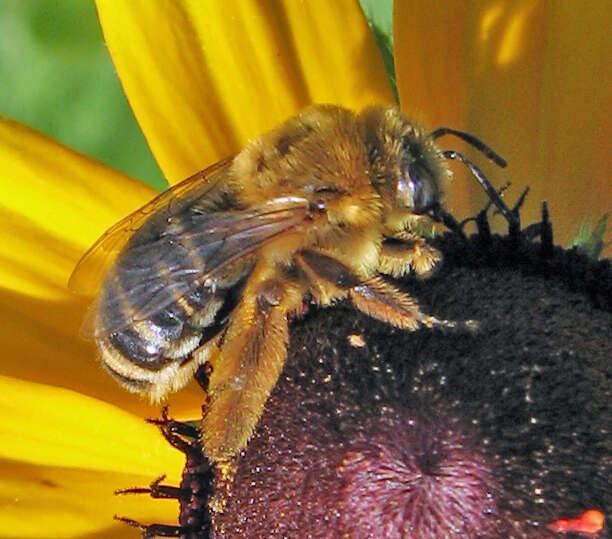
[{"x1": 0, "y1": 1, "x2": 609, "y2": 537}]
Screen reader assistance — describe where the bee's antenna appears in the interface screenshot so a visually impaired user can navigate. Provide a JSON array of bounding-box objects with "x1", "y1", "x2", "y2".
[
  {"x1": 442, "y1": 149, "x2": 517, "y2": 227},
  {"x1": 431, "y1": 127, "x2": 507, "y2": 168}
]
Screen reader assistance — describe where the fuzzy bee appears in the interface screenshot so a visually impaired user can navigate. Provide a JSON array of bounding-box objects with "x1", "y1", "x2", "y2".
[{"x1": 70, "y1": 104, "x2": 506, "y2": 461}]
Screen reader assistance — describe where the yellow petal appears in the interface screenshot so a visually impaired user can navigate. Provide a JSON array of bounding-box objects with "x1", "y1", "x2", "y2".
[
  {"x1": 0, "y1": 117, "x2": 154, "y2": 300},
  {"x1": 395, "y1": 2, "x2": 612, "y2": 249},
  {"x1": 0, "y1": 376, "x2": 183, "y2": 479},
  {"x1": 0, "y1": 460, "x2": 179, "y2": 538},
  {"x1": 0, "y1": 287, "x2": 204, "y2": 420},
  {"x1": 96, "y1": 0, "x2": 394, "y2": 184},
  {"x1": 0, "y1": 119, "x2": 217, "y2": 419},
  {"x1": 394, "y1": 2, "x2": 466, "y2": 129},
  {"x1": 394, "y1": 2, "x2": 488, "y2": 220}
]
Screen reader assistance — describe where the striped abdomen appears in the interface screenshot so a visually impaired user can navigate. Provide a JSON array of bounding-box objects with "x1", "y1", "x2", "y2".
[
  {"x1": 97, "y1": 273, "x2": 250, "y2": 400},
  {"x1": 94, "y1": 204, "x2": 254, "y2": 400}
]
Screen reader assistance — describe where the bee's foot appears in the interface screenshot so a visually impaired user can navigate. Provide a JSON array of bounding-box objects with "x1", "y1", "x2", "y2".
[{"x1": 422, "y1": 316, "x2": 480, "y2": 334}]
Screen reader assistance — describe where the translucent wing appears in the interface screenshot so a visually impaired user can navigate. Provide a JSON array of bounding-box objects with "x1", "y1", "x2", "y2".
[
  {"x1": 68, "y1": 157, "x2": 234, "y2": 296},
  {"x1": 80, "y1": 189, "x2": 311, "y2": 338}
]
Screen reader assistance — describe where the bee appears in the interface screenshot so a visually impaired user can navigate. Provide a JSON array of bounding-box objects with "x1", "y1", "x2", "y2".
[{"x1": 70, "y1": 104, "x2": 507, "y2": 462}]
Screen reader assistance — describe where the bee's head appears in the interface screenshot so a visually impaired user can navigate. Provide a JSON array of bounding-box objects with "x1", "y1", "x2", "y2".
[
  {"x1": 394, "y1": 135, "x2": 443, "y2": 215},
  {"x1": 360, "y1": 106, "x2": 507, "y2": 228},
  {"x1": 360, "y1": 106, "x2": 448, "y2": 221}
]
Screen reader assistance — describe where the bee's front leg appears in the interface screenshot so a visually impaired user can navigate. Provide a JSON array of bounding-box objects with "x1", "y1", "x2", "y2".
[
  {"x1": 378, "y1": 231, "x2": 442, "y2": 279},
  {"x1": 201, "y1": 268, "x2": 303, "y2": 463},
  {"x1": 298, "y1": 250, "x2": 449, "y2": 331}
]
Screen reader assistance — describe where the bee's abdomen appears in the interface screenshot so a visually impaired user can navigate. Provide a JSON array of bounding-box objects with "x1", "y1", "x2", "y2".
[
  {"x1": 97, "y1": 293, "x2": 222, "y2": 398},
  {"x1": 96, "y1": 268, "x2": 251, "y2": 398},
  {"x1": 108, "y1": 325, "x2": 168, "y2": 369},
  {"x1": 101, "y1": 284, "x2": 221, "y2": 370},
  {"x1": 94, "y1": 202, "x2": 255, "y2": 396}
]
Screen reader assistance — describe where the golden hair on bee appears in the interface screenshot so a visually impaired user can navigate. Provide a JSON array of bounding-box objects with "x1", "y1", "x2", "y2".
[{"x1": 70, "y1": 104, "x2": 506, "y2": 463}]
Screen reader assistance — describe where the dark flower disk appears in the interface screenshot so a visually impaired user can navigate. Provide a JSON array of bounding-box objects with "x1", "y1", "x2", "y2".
[{"x1": 135, "y1": 208, "x2": 611, "y2": 538}]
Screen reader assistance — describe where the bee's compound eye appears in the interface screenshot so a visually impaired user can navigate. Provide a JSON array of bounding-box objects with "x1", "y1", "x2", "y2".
[{"x1": 407, "y1": 162, "x2": 438, "y2": 214}]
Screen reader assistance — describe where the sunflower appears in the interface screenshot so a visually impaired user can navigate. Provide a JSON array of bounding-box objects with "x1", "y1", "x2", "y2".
[{"x1": 0, "y1": 2, "x2": 609, "y2": 537}]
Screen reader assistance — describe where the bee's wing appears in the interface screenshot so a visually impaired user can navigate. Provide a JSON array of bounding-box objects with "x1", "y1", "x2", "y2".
[
  {"x1": 68, "y1": 157, "x2": 234, "y2": 296},
  {"x1": 82, "y1": 194, "x2": 312, "y2": 338}
]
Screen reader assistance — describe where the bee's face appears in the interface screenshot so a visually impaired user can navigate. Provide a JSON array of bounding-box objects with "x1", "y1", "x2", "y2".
[{"x1": 360, "y1": 107, "x2": 449, "y2": 218}]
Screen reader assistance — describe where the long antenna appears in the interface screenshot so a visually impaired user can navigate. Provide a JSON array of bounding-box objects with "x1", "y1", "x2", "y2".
[
  {"x1": 432, "y1": 127, "x2": 507, "y2": 167},
  {"x1": 441, "y1": 149, "x2": 517, "y2": 226}
]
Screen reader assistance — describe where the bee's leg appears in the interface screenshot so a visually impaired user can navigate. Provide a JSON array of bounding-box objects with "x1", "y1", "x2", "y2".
[
  {"x1": 378, "y1": 231, "x2": 441, "y2": 279},
  {"x1": 201, "y1": 270, "x2": 303, "y2": 462},
  {"x1": 349, "y1": 276, "x2": 457, "y2": 330},
  {"x1": 298, "y1": 250, "x2": 454, "y2": 331}
]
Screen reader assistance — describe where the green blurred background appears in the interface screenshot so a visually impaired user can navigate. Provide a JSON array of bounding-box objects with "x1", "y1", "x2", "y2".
[{"x1": 0, "y1": 0, "x2": 167, "y2": 190}]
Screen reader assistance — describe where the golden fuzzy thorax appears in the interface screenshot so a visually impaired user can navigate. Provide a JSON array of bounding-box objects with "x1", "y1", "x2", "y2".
[
  {"x1": 85, "y1": 104, "x2": 451, "y2": 467},
  {"x1": 229, "y1": 105, "x2": 447, "y2": 275}
]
